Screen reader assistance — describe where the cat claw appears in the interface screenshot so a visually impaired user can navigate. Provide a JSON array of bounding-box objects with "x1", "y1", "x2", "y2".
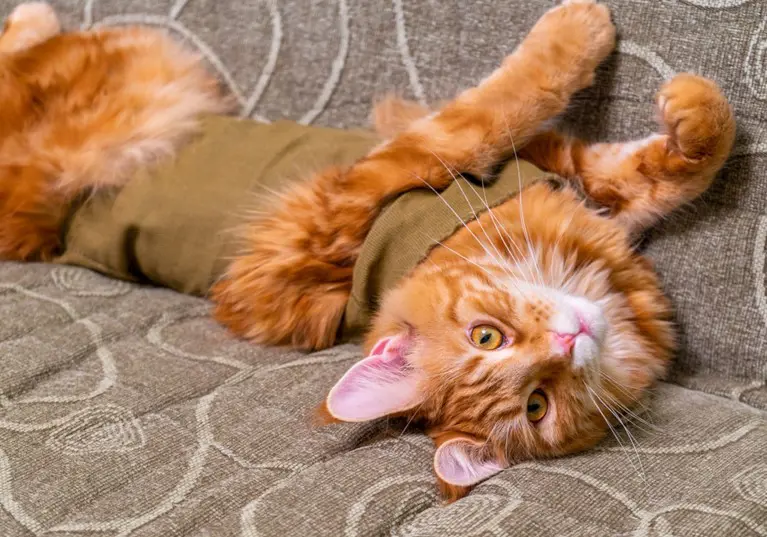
[{"x1": 656, "y1": 95, "x2": 667, "y2": 115}]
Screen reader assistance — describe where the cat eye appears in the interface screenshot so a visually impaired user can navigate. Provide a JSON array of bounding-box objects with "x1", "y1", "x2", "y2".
[
  {"x1": 469, "y1": 324, "x2": 504, "y2": 350},
  {"x1": 526, "y1": 390, "x2": 548, "y2": 423}
]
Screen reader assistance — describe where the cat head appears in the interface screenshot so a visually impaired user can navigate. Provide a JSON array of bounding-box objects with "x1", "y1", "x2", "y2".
[{"x1": 320, "y1": 195, "x2": 675, "y2": 501}]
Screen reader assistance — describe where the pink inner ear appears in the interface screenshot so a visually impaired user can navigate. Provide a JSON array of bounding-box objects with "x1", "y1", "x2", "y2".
[
  {"x1": 326, "y1": 334, "x2": 423, "y2": 422},
  {"x1": 434, "y1": 438, "x2": 505, "y2": 487}
]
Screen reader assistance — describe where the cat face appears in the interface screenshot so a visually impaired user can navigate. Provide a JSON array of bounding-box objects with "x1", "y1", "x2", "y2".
[{"x1": 323, "y1": 188, "x2": 675, "y2": 500}]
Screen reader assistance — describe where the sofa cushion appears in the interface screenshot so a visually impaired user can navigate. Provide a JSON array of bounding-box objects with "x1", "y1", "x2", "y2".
[
  {"x1": 41, "y1": 0, "x2": 767, "y2": 397},
  {"x1": 0, "y1": 267, "x2": 763, "y2": 535},
  {"x1": 0, "y1": 0, "x2": 766, "y2": 535}
]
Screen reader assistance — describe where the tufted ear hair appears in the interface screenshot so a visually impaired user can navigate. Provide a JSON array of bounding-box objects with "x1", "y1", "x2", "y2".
[
  {"x1": 322, "y1": 333, "x2": 424, "y2": 422},
  {"x1": 431, "y1": 431, "x2": 507, "y2": 502}
]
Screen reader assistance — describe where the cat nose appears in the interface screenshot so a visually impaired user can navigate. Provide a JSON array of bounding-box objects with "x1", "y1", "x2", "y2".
[
  {"x1": 553, "y1": 332, "x2": 577, "y2": 354},
  {"x1": 551, "y1": 323, "x2": 591, "y2": 355}
]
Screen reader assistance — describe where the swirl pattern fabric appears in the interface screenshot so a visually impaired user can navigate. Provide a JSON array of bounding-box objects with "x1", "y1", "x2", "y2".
[{"x1": 0, "y1": 1, "x2": 765, "y2": 536}]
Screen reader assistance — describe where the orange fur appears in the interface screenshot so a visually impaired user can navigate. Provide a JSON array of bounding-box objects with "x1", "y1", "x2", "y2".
[
  {"x1": 0, "y1": 3, "x2": 226, "y2": 260},
  {"x1": 371, "y1": 94, "x2": 431, "y2": 139},
  {"x1": 300, "y1": 2, "x2": 731, "y2": 499},
  {"x1": 361, "y1": 181, "x2": 677, "y2": 497},
  {"x1": 518, "y1": 74, "x2": 735, "y2": 234},
  {"x1": 212, "y1": 0, "x2": 617, "y2": 349},
  {"x1": 0, "y1": 1, "x2": 737, "y2": 502},
  {"x1": 340, "y1": 68, "x2": 734, "y2": 497}
]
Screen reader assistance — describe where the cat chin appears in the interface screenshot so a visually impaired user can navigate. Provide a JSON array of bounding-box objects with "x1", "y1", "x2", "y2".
[{"x1": 572, "y1": 333, "x2": 600, "y2": 369}]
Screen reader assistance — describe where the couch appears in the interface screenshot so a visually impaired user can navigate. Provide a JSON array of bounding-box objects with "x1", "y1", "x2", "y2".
[{"x1": 0, "y1": 0, "x2": 765, "y2": 535}]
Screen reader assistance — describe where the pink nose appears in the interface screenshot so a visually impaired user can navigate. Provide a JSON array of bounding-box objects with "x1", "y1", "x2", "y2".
[
  {"x1": 554, "y1": 332, "x2": 576, "y2": 353},
  {"x1": 553, "y1": 321, "x2": 591, "y2": 355}
]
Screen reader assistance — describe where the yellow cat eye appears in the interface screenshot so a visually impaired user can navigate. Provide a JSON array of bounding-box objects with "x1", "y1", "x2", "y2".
[
  {"x1": 469, "y1": 324, "x2": 504, "y2": 350},
  {"x1": 526, "y1": 390, "x2": 548, "y2": 423}
]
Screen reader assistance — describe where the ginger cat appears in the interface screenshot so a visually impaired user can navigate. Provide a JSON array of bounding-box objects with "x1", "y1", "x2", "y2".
[{"x1": 0, "y1": 1, "x2": 735, "y2": 500}]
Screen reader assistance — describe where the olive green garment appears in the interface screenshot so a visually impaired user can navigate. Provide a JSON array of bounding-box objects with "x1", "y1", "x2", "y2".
[
  {"x1": 55, "y1": 116, "x2": 380, "y2": 296},
  {"x1": 344, "y1": 159, "x2": 555, "y2": 337},
  {"x1": 55, "y1": 114, "x2": 552, "y2": 340}
]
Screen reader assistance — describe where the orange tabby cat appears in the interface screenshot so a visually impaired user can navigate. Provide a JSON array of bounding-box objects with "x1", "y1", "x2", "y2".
[{"x1": 0, "y1": 1, "x2": 735, "y2": 501}]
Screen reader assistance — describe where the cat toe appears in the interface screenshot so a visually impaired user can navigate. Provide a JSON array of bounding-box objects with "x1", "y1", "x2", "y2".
[
  {"x1": 655, "y1": 74, "x2": 735, "y2": 163},
  {"x1": 543, "y1": 1, "x2": 616, "y2": 63}
]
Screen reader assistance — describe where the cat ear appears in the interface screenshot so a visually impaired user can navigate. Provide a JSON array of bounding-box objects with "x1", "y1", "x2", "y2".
[
  {"x1": 433, "y1": 434, "x2": 506, "y2": 488},
  {"x1": 325, "y1": 334, "x2": 423, "y2": 422}
]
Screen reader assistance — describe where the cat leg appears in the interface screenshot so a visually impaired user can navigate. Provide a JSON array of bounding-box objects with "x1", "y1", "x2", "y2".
[
  {"x1": 0, "y1": 165, "x2": 67, "y2": 261},
  {"x1": 211, "y1": 0, "x2": 617, "y2": 349},
  {"x1": 519, "y1": 74, "x2": 735, "y2": 235},
  {"x1": 0, "y1": 4, "x2": 64, "y2": 260},
  {"x1": 370, "y1": 94, "x2": 431, "y2": 139},
  {"x1": 0, "y1": 3, "x2": 61, "y2": 54}
]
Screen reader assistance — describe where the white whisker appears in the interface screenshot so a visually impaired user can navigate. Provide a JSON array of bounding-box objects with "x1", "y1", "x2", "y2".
[
  {"x1": 406, "y1": 170, "x2": 510, "y2": 272},
  {"x1": 427, "y1": 238, "x2": 507, "y2": 289},
  {"x1": 588, "y1": 386, "x2": 646, "y2": 484},
  {"x1": 423, "y1": 150, "x2": 530, "y2": 296},
  {"x1": 426, "y1": 149, "x2": 515, "y2": 279},
  {"x1": 597, "y1": 378, "x2": 674, "y2": 438},
  {"x1": 474, "y1": 176, "x2": 528, "y2": 269},
  {"x1": 501, "y1": 112, "x2": 545, "y2": 287},
  {"x1": 586, "y1": 388, "x2": 641, "y2": 478}
]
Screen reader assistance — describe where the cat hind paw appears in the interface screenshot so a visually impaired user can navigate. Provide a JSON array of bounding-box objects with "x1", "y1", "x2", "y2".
[
  {"x1": 1, "y1": 2, "x2": 60, "y2": 52},
  {"x1": 656, "y1": 74, "x2": 735, "y2": 164}
]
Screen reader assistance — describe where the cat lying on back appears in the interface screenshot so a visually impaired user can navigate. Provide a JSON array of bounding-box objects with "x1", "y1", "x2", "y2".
[{"x1": 0, "y1": 1, "x2": 735, "y2": 500}]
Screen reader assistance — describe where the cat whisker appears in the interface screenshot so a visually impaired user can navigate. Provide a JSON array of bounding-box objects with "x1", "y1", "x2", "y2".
[
  {"x1": 486, "y1": 422, "x2": 499, "y2": 446},
  {"x1": 426, "y1": 149, "x2": 521, "y2": 283},
  {"x1": 587, "y1": 386, "x2": 647, "y2": 484},
  {"x1": 423, "y1": 150, "x2": 538, "y2": 303},
  {"x1": 398, "y1": 400, "x2": 427, "y2": 438},
  {"x1": 250, "y1": 181, "x2": 288, "y2": 200},
  {"x1": 597, "y1": 379, "x2": 677, "y2": 438},
  {"x1": 425, "y1": 149, "x2": 528, "y2": 283},
  {"x1": 426, "y1": 150, "x2": 520, "y2": 284},
  {"x1": 407, "y1": 170, "x2": 511, "y2": 274},
  {"x1": 599, "y1": 372, "x2": 661, "y2": 422},
  {"x1": 455, "y1": 169, "x2": 531, "y2": 284},
  {"x1": 501, "y1": 112, "x2": 545, "y2": 287},
  {"x1": 595, "y1": 388, "x2": 661, "y2": 438},
  {"x1": 473, "y1": 176, "x2": 530, "y2": 275},
  {"x1": 599, "y1": 372, "x2": 652, "y2": 411},
  {"x1": 586, "y1": 388, "x2": 644, "y2": 481},
  {"x1": 549, "y1": 208, "x2": 578, "y2": 289},
  {"x1": 459, "y1": 162, "x2": 535, "y2": 284},
  {"x1": 426, "y1": 238, "x2": 507, "y2": 289}
]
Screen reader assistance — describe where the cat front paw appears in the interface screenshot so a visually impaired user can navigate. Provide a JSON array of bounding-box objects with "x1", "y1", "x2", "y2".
[
  {"x1": 656, "y1": 74, "x2": 735, "y2": 165},
  {"x1": 529, "y1": 1, "x2": 616, "y2": 91}
]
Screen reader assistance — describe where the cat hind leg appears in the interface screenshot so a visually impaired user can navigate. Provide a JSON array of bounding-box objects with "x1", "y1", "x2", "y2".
[{"x1": 0, "y1": 3, "x2": 61, "y2": 54}]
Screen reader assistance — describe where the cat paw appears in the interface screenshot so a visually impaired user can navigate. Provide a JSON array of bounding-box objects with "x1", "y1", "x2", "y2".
[
  {"x1": 530, "y1": 1, "x2": 616, "y2": 91},
  {"x1": 656, "y1": 74, "x2": 736, "y2": 164},
  {"x1": 1, "y1": 2, "x2": 60, "y2": 52},
  {"x1": 562, "y1": 0, "x2": 598, "y2": 5}
]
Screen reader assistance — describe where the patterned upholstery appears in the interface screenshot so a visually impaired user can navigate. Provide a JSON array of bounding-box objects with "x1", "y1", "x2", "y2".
[{"x1": 0, "y1": 1, "x2": 764, "y2": 536}]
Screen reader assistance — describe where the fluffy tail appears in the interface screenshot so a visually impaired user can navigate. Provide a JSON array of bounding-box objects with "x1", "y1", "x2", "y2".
[{"x1": 0, "y1": 10, "x2": 227, "y2": 260}]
